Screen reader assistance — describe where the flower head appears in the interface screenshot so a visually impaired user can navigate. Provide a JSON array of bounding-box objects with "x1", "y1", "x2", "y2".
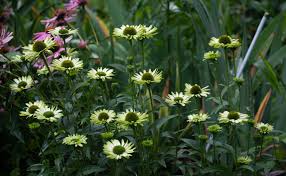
[
  {"x1": 218, "y1": 111, "x2": 249, "y2": 124},
  {"x1": 233, "y1": 77, "x2": 244, "y2": 86},
  {"x1": 132, "y1": 69, "x2": 162, "y2": 85},
  {"x1": 87, "y1": 67, "x2": 114, "y2": 81},
  {"x1": 65, "y1": 0, "x2": 88, "y2": 11},
  {"x1": 165, "y1": 92, "x2": 191, "y2": 107},
  {"x1": 142, "y1": 139, "x2": 153, "y2": 147},
  {"x1": 0, "y1": 27, "x2": 13, "y2": 51},
  {"x1": 255, "y1": 122, "x2": 273, "y2": 135},
  {"x1": 198, "y1": 135, "x2": 208, "y2": 141},
  {"x1": 100, "y1": 132, "x2": 114, "y2": 139},
  {"x1": 209, "y1": 35, "x2": 241, "y2": 49},
  {"x1": 207, "y1": 124, "x2": 222, "y2": 134},
  {"x1": 237, "y1": 156, "x2": 252, "y2": 165},
  {"x1": 184, "y1": 84, "x2": 210, "y2": 98},
  {"x1": 187, "y1": 113, "x2": 209, "y2": 123},
  {"x1": 28, "y1": 122, "x2": 41, "y2": 129},
  {"x1": 137, "y1": 25, "x2": 158, "y2": 40},
  {"x1": 103, "y1": 139, "x2": 135, "y2": 160},
  {"x1": 49, "y1": 26, "x2": 77, "y2": 38},
  {"x1": 90, "y1": 109, "x2": 116, "y2": 125},
  {"x1": 41, "y1": 9, "x2": 76, "y2": 28},
  {"x1": 113, "y1": 25, "x2": 142, "y2": 40},
  {"x1": 78, "y1": 40, "x2": 88, "y2": 49},
  {"x1": 52, "y1": 56, "x2": 83, "y2": 75},
  {"x1": 203, "y1": 51, "x2": 221, "y2": 61},
  {"x1": 117, "y1": 109, "x2": 148, "y2": 127},
  {"x1": 10, "y1": 76, "x2": 33, "y2": 92},
  {"x1": 34, "y1": 106, "x2": 63, "y2": 122},
  {"x1": 23, "y1": 38, "x2": 55, "y2": 61},
  {"x1": 33, "y1": 31, "x2": 52, "y2": 41},
  {"x1": 20, "y1": 101, "x2": 46, "y2": 117},
  {"x1": 63, "y1": 134, "x2": 87, "y2": 147}
]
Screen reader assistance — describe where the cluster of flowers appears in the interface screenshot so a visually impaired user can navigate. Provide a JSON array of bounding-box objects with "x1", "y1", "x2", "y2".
[
  {"x1": 8, "y1": 0, "x2": 91, "y2": 91},
  {"x1": 11, "y1": 2, "x2": 274, "y2": 162},
  {"x1": 203, "y1": 35, "x2": 241, "y2": 61},
  {"x1": 113, "y1": 24, "x2": 158, "y2": 41},
  {"x1": 20, "y1": 100, "x2": 63, "y2": 122}
]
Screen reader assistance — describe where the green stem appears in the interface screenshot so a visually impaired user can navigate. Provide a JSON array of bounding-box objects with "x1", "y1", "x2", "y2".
[
  {"x1": 42, "y1": 53, "x2": 52, "y2": 75},
  {"x1": 259, "y1": 136, "x2": 264, "y2": 158},
  {"x1": 147, "y1": 85, "x2": 158, "y2": 153},
  {"x1": 178, "y1": 123, "x2": 192, "y2": 139},
  {"x1": 128, "y1": 41, "x2": 136, "y2": 108},
  {"x1": 114, "y1": 161, "x2": 120, "y2": 176},
  {"x1": 63, "y1": 38, "x2": 67, "y2": 54},
  {"x1": 233, "y1": 125, "x2": 237, "y2": 163},
  {"x1": 232, "y1": 50, "x2": 237, "y2": 74},
  {"x1": 213, "y1": 135, "x2": 216, "y2": 164},
  {"x1": 104, "y1": 81, "x2": 110, "y2": 101},
  {"x1": 147, "y1": 85, "x2": 154, "y2": 123},
  {"x1": 224, "y1": 49, "x2": 231, "y2": 108},
  {"x1": 247, "y1": 125, "x2": 251, "y2": 154},
  {"x1": 141, "y1": 40, "x2": 145, "y2": 69}
]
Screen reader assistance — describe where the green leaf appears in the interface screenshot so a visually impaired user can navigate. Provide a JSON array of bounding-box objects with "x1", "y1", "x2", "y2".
[
  {"x1": 154, "y1": 115, "x2": 176, "y2": 130},
  {"x1": 27, "y1": 164, "x2": 44, "y2": 172},
  {"x1": 261, "y1": 56, "x2": 280, "y2": 92},
  {"x1": 82, "y1": 165, "x2": 105, "y2": 175},
  {"x1": 255, "y1": 45, "x2": 286, "y2": 69}
]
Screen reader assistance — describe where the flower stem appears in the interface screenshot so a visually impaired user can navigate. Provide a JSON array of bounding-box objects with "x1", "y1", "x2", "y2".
[
  {"x1": 224, "y1": 49, "x2": 231, "y2": 108},
  {"x1": 63, "y1": 38, "x2": 67, "y2": 54},
  {"x1": 147, "y1": 85, "x2": 154, "y2": 123},
  {"x1": 42, "y1": 53, "x2": 52, "y2": 75},
  {"x1": 141, "y1": 40, "x2": 145, "y2": 69},
  {"x1": 247, "y1": 125, "x2": 251, "y2": 154},
  {"x1": 104, "y1": 81, "x2": 110, "y2": 101},
  {"x1": 259, "y1": 136, "x2": 264, "y2": 158},
  {"x1": 213, "y1": 135, "x2": 216, "y2": 164},
  {"x1": 147, "y1": 85, "x2": 158, "y2": 152}
]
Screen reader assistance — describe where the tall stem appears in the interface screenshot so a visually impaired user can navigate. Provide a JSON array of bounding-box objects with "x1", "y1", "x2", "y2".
[
  {"x1": 213, "y1": 135, "x2": 216, "y2": 164},
  {"x1": 147, "y1": 85, "x2": 158, "y2": 152},
  {"x1": 147, "y1": 85, "x2": 154, "y2": 123},
  {"x1": 225, "y1": 51, "x2": 231, "y2": 108},
  {"x1": 128, "y1": 41, "x2": 137, "y2": 108},
  {"x1": 141, "y1": 40, "x2": 145, "y2": 69},
  {"x1": 259, "y1": 136, "x2": 264, "y2": 158},
  {"x1": 42, "y1": 53, "x2": 52, "y2": 75},
  {"x1": 63, "y1": 38, "x2": 67, "y2": 53}
]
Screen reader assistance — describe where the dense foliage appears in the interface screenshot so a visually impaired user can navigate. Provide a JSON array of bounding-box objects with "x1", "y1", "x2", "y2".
[{"x1": 1, "y1": 0, "x2": 286, "y2": 175}]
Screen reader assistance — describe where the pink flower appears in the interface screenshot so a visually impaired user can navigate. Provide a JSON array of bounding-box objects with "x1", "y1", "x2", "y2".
[
  {"x1": 53, "y1": 36, "x2": 64, "y2": 47},
  {"x1": 33, "y1": 31, "x2": 52, "y2": 41},
  {"x1": 78, "y1": 40, "x2": 87, "y2": 49},
  {"x1": 0, "y1": 27, "x2": 13, "y2": 52},
  {"x1": 48, "y1": 47, "x2": 65, "y2": 60},
  {"x1": 41, "y1": 9, "x2": 76, "y2": 28},
  {"x1": 33, "y1": 56, "x2": 53, "y2": 69},
  {"x1": 48, "y1": 36, "x2": 66, "y2": 60},
  {"x1": 65, "y1": 0, "x2": 88, "y2": 11}
]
